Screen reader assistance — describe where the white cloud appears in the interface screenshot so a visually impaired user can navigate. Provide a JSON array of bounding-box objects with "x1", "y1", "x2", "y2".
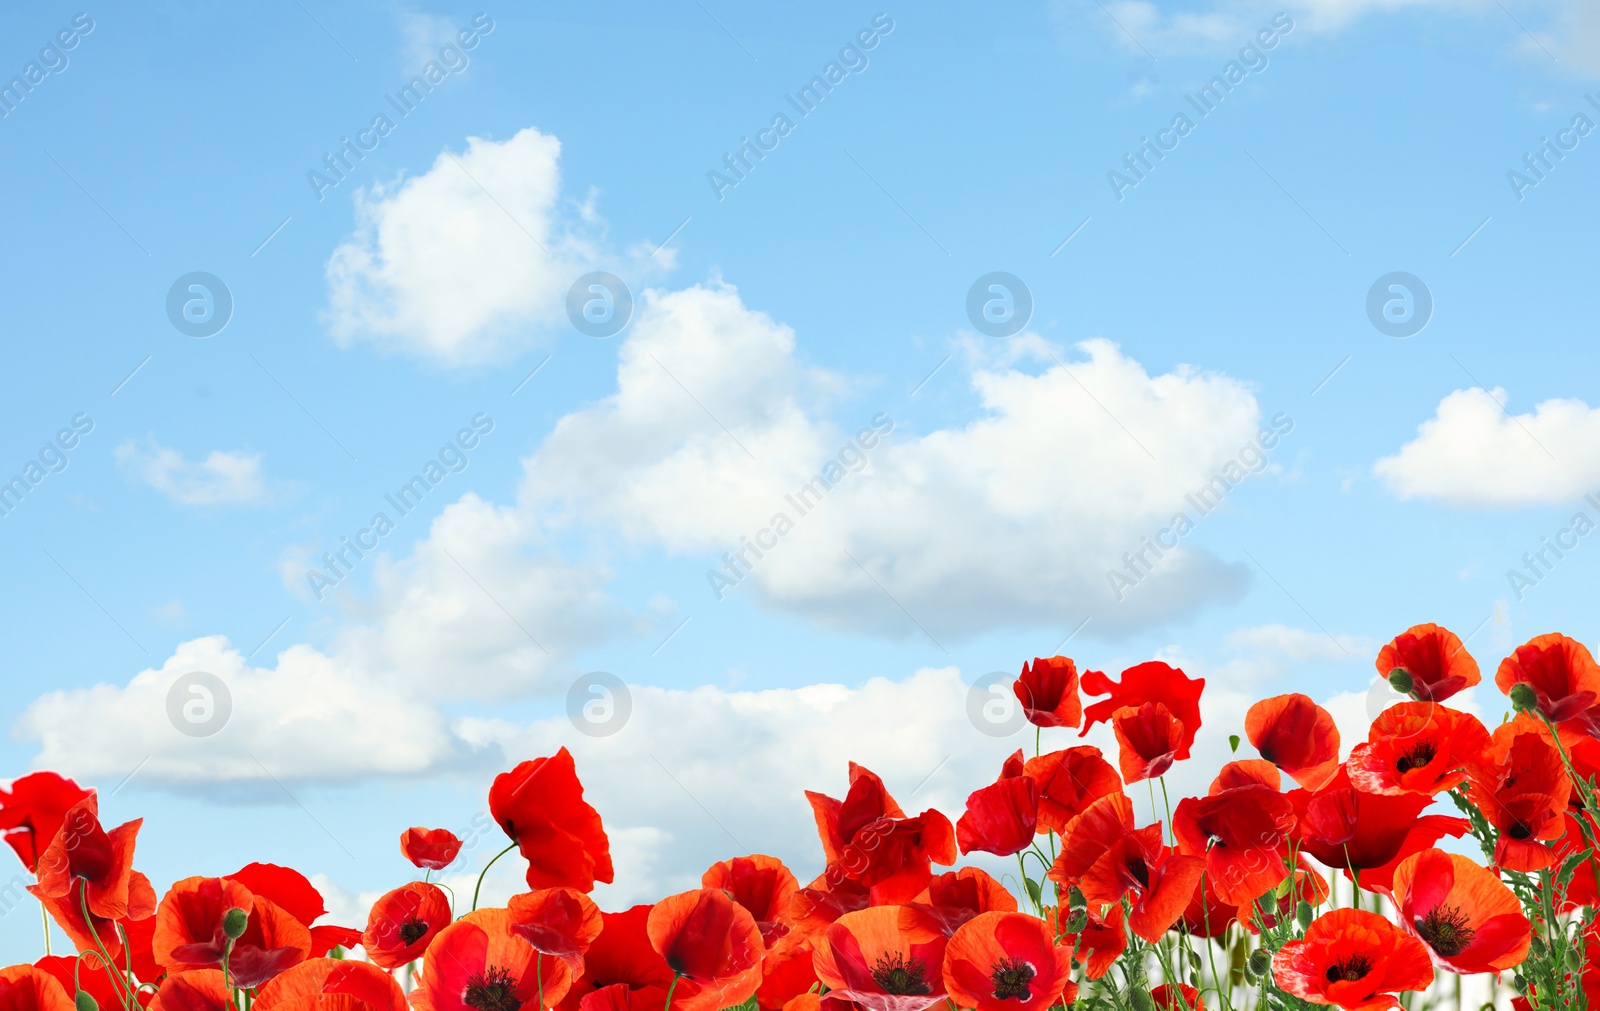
[
  {"x1": 1225, "y1": 623, "x2": 1372, "y2": 661},
  {"x1": 1374, "y1": 386, "x2": 1600, "y2": 506},
  {"x1": 115, "y1": 439, "x2": 269, "y2": 506},
  {"x1": 526, "y1": 281, "x2": 1266, "y2": 639},
  {"x1": 324, "y1": 127, "x2": 615, "y2": 365}
]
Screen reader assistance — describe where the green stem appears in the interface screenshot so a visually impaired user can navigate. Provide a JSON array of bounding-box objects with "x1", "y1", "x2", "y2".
[
  {"x1": 42, "y1": 900, "x2": 52, "y2": 958},
  {"x1": 662, "y1": 973, "x2": 681, "y2": 1011},
  {"x1": 471, "y1": 842, "x2": 518, "y2": 912},
  {"x1": 77, "y1": 881, "x2": 135, "y2": 1011}
]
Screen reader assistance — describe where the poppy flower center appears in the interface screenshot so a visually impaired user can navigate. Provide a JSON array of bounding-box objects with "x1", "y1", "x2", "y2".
[
  {"x1": 1126, "y1": 857, "x2": 1150, "y2": 888},
  {"x1": 871, "y1": 952, "x2": 932, "y2": 996},
  {"x1": 464, "y1": 965, "x2": 522, "y2": 1011},
  {"x1": 1324, "y1": 955, "x2": 1372, "y2": 983},
  {"x1": 988, "y1": 956, "x2": 1036, "y2": 1001},
  {"x1": 1394, "y1": 741, "x2": 1437, "y2": 774},
  {"x1": 399, "y1": 917, "x2": 430, "y2": 946},
  {"x1": 1507, "y1": 819, "x2": 1534, "y2": 840},
  {"x1": 1415, "y1": 904, "x2": 1476, "y2": 957}
]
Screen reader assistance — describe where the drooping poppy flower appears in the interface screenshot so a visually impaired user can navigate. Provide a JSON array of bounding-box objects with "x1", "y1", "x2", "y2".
[
  {"x1": 152, "y1": 876, "x2": 312, "y2": 989},
  {"x1": 414, "y1": 907, "x2": 572, "y2": 1011},
  {"x1": 811, "y1": 906, "x2": 949, "y2": 1011},
  {"x1": 33, "y1": 955, "x2": 142, "y2": 1011},
  {"x1": 703, "y1": 855, "x2": 798, "y2": 947},
  {"x1": 1289, "y1": 767, "x2": 1439, "y2": 872},
  {"x1": 1172, "y1": 784, "x2": 1296, "y2": 906},
  {"x1": 255, "y1": 959, "x2": 406, "y2": 1011},
  {"x1": 1462, "y1": 717, "x2": 1570, "y2": 871},
  {"x1": 557, "y1": 906, "x2": 684, "y2": 1011},
  {"x1": 1080, "y1": 661, "x2": 1204, "y2": 759},
  {"x1": 28, "y1": 795, "x2": 156, "y2": 961},
  {"x1": 942, "y1": 911, "x2": 1076, "y2": 1011},
  {"x1": 1382, "y1": 849, "x2": 1530, "y2": 975},
  {"x1": 646, "y1": 889, "x2": 763, "y2": 1011},
  {"x1": 1012, "y1": 656, "x2": 1083, "y2": 729},
  {"x1": 147, "y1": 971, "x2": 232, "y2": 1011},
  {"x1": 225, "y1": 863, "x2": 360, "y2": 957},
  {"x1": 1053, "y1": 903, "x2": 1126, "y2": 979},
  {"x1": 906, "y1": 868, "x2": 1016, "y2": 937},
  {"x1": 401, "y1": 827, "x2": 464, "y2": 871},
  {"x1": 0, "y1": 964, "x2": 81, "y2": 1011},
  {"x1": 1111, "y1": 703, "x2": 1187, "y2": 782},
  {"x1": 1210, "y1": 760, "x2": 1281, "y2": 794},
  {"x1": 1346, "y1": 703, "x2": 1490, "y2": 798},
  {"x1": 1245, "y1": 695, "x2": 1340, "y2": 790},
  {"x1": 956, "y1": 751, "x2": 1037, "y2": 857},
  {"x1": 1047, "y1": 793, "x2": 1203, "y2": 943},
  {"x1": 806, "y1": 764, "x2": 957, "y2": 905},
  {"x1": 0, "y1": 772, "x2": 93, "y2": 873},
  {"x1": 1377, "y1": 624, "x2": 1480, "y2": 704},
  {"x1": 1150, "y1": 985, "x2": 1204, "y2": 1011},
  {"x1": 1495, "y1": 632, "x2": 1600, "y2": 734},
  {"x1": 489, "y1": 748, "x2": 614, "y2": 893},
  {"x1": 1272, "y1": 909, "x2": 1434, "y2": 1011},
  {"x1": 361, "y1": 882, "x2": 452, "y2": 970},
  {"x1": 1022, "y1": 746, "x2": 1121, "y2": 837},
  {"x1": 508, "y1": 887, "x2": 605, "y2": 977}
]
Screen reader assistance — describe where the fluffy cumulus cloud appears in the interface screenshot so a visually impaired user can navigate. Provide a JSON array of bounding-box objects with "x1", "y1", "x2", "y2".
[
  {"x1": 527, "y1": 281, "x2": 1266, "y2": 639},
  {"x1": 1374, "y1": 386, "x2": 1600, "y2": 506},
  {"x1": 324, "y1": 127, "x2": 620, "y2": 365},
  {"x1": 115, "y1": 439, "x2": 269, "y2": 506}
]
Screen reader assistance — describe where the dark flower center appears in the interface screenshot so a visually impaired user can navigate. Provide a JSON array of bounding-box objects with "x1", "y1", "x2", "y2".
[
  {"x1": 1394, "y1": 741, "x2": 1437, "y2": 774},
  {"x1": 1507, "y1": 819, "x2": 1534, "y2": 840},
  {"x1": 1415, "y1": 904, "x2": 1476, "y2": 957},
  {"x1": 399, "y1": 917, "x2": 430, "y2": 946},
  {"x1": 1126, "y1": 858, "x2": 1150, "y2": 888},
  {"x1": 464, "y1": 965, "x2": 522, "y2": 1011},
  {"x1": 1325, "y1": 955, "x2": 1372, "y2": 983},
  {"x1": 871, "y1": 952, "x2": 931, "y2": 996},
  {"x1": 989, "y1": 957, "x2": 1036, "y2": 1001}
]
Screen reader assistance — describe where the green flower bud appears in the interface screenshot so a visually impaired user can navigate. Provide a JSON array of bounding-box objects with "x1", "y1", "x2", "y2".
[
  {"x1": 1247, "y1": 950, "x2": 1272, "y2": 977},
  {"x1": 1296, "y1": 901, "x2": 1314, "y2": 930},
  {"x1": 1386, "y1": 668, "x2": 1414, "y2": 695},
  {"x1": 1130, "y1": 990, "x2": 1157, "y2": 1011},
  {"x1": 1509, "y1": 683, "x2": 1539, "y2": 713},
  {"x1": 75, "y1": 992, "x2": 98, "y2": 1011},
  {"x1": 1063, "y1": 909, "x2": 1088, "y2": 934},
  {"x1": 1067, "y1": 885, "x2": 1086, "y2": 911},
  {"x1": 223, "y1": 907, "x2": 250, "y2": 940}
]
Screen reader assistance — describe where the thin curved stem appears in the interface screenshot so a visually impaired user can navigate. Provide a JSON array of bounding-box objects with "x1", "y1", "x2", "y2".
[{"x1": 472, "y1": 842, "x2": 518, "y2": 912}]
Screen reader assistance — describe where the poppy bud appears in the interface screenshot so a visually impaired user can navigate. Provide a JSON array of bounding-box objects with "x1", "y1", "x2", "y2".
[
  {"x1": 1247, "y1": 949, "x2": 1272, "y2": 977},
  {"x1": 75, "y1": 993, "x2": 97, "y2": 1011},
  {"x1": 1067, "y1": 884, "x2": 1086, "y2": 910},
  {"x1": 1130, "y1": 990, "x2": 1157, "y2": 1011},
  {"x1": 223, "y1": 907, "x2": 250, "y2": 939},
  {"x1": 1509, "y1": 683, "x2": 1538, "y2": 713},
  {"x1": 1386, "y1": 668, "x2": 1413, "y2": 695},
  {"x1": 1296, "y1": 901, "x2": 1314, "y2": 929},
  {"x1": 1064, "y1": 909, "x2": 1088, "y2": 933}
]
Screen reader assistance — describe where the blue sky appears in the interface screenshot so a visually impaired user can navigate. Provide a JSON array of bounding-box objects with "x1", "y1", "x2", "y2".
[{"x1": 2, "y1": 0, "x2": 1599, "y2": 950}]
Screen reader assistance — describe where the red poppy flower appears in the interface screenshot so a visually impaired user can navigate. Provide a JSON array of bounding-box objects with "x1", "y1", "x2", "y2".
[
  {"x1": 361, "y1": 882, "x2": 452, "y2": 970},
  {"x1": 1245, "y1": 695, "x2": 1340, "y2": 791},
  {"x1": 489, "y1": 748, "x2": 614, "y2": 893},
  {"x1": 1150, "y1": 985, "x2": 1204, "y2": 1011},
  {"x1": 1210, "y1": 760, "x2": 1281, "y2": 793},
  {"x1": 906, "y1": 868, "x2": 1016, "y2": 937},
  {"x1": 1272, "y1": 909, "x2": 1434, "y2": 1011},
  {"x1": 807, "y1": 764, "x2": 957, "y2": 904},
  {"x1": 0, "y1": 965, "x2": 79, "y2": 1011},
  {"x1": 33, "y1": 955, "x2": 144, "y2": 1011},
  {"x1": 811, "y1": 906, "x2": 949, "y2": 1011},
  {"x1": 1495, "y1": 632, "x2": 1600, "y2": 733},
  {"x1": 1355, "y1": 816, "x2": 1470, "y2": 895},
  {"x1": 402, "y1": 827, "x2": 464, "y2": 871},
  {"x1": 1054, "y1": 903, "x2": 1125, "y2": 979},
  {"x1": 508, "y1": 887, "x2": 605, "y2": 976},
  {"x1": 0, "y1": 772, "x2": 92, "y2": 873},
  {"x1": 702, "y1": 855, "x2": 798, "y2": 947},
  {"x1": 1289, "y1": 767, "x2": 1437, "y2": 872},
  {"x1": 414, "y1": 908, "x2": 572, "y2": 1011},
  {"x1": 558, "y1": 906, "x2": 688, "y2": 1011},
  {"x1": 1382, "y1": 849, "x2": 1530, "y2": 974},
  {"x1": 647, "y1": 889, "x2": 763, "y2": 1011},
  {"x1": 956, "y1": 751, "x2": 1037, "y2": 857},
  {"x1": 1462, "y1": 717, "x2": 1570, "y2": 871},
  {"x1": 1047, "y1": 793, "x2": 1203, "y2": 943},
  {"x1": 1012, "y1": 656, "x2": 1082, "y2": 729},
  {"x1": 1172, "y1": 784, "x2": 1296, "y2": 906},
  {"x1": 1346, "y1": 703, "x2": 1490, "y2": 798},
  {"x1": 256, "y1": 959, "x2": 406, "y2": 1011},
  {"x1": 1377, "y1": 624, "x2": 1480, "y2": 704},
  {"x1": 225, "y1": 863, "x2": 359, "y2": 957},
  {"x1": 152, "y1": 876, "x2": 312, "y2": 989},
  {"x1": 1080, "y1": 661, "x2": 1204, "y2": 759},
  {"x1": 787, "y1": 874, "x2": 871, "y2": 939},
  {"x1": 943, "y1": 911, "x2": 1076, "y2": 1011},
  {"x1": 1111, "y1": 703, "x2": 1187, "y2": 782},
  {"x1": 1023, "y1": 747, "x2": 1121, "y2": 836},
  {"x1": 28, "y1": 795, "x2": 156, "y2": 961},
  {"x1": 147, "y1": 971, "x2": 232, "y2": 1011}
]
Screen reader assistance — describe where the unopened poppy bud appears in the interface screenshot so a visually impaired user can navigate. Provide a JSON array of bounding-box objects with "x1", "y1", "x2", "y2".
[
  {"x1": 223, "y1": 907, "x2": 250, "y2": 939},
  {"x1": 1067, "y1": 885, "x2": 1086, "y2": 911},
  {"x1": 1386, "y1": 668, "x2": 1413, "y2": 695},
  {"x1": 75, "y1": 993, "x2": 97, "y2": 1011},
  {"x1": 1130, "y1": 990, "x2": 1156, "y2": 1011},
  {"x1": 1295, "y1": 901, "x2": 1314, "y2": 929},
  {"x1": 1509, "y1": 684, "x2": 1538, "y2": 713},
  {"x1": 1247, "y1": 949, "x2": 1272, "y2": 977},
  {"x1": 1063, "y1": 909, "x2": 1088, "y2": 933}
]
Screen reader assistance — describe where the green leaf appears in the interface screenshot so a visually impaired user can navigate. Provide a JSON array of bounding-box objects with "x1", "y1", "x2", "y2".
[{"x1": 1024, "y1": 876, "x2": 1043, "y2": 909}]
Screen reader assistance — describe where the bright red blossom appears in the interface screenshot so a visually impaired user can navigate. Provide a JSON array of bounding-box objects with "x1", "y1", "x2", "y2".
[
  {"x1": 955, "y1": 751, "x2": 1037, "y2": 857},
  {"x1": 1246, "y1": 694, "x2": 1340, "y2": 790},
  {"x1": 400, "y1": 827, "x2": 463, "y2": 871},
  {"x1": 1272, "y1": 909, "x2": 1434, "y2": 1011},
  {"x1": 489, "y1": 749, "x2": 614, "y2": 893},
  {"x1": 361, "y1": 882, "x2": 451, "y2": 970},
  {"x1": 806, "y1": 764, "x2": 956, "y2": 905},
  {"x1": 1110, "y1": 703, "x2": 1187, "y2": 782},
  {"x1": 1377, "y1": 624, "x2": 1480, "y2": 703},
  {"x1": 942, "y1": 911, "x2": 1076, "y2": 1011},
  {"x1": 1079, "y1": 661, "x2": 1204, "y2": 758},
  {"x1": 1012, "y1": 656, "x2": 1083, "y2": 729}
]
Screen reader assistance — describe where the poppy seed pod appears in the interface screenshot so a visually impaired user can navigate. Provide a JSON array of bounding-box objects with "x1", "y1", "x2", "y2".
[{"x1": 223, "y1": 906, "x2": 250, "y2": 939}]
